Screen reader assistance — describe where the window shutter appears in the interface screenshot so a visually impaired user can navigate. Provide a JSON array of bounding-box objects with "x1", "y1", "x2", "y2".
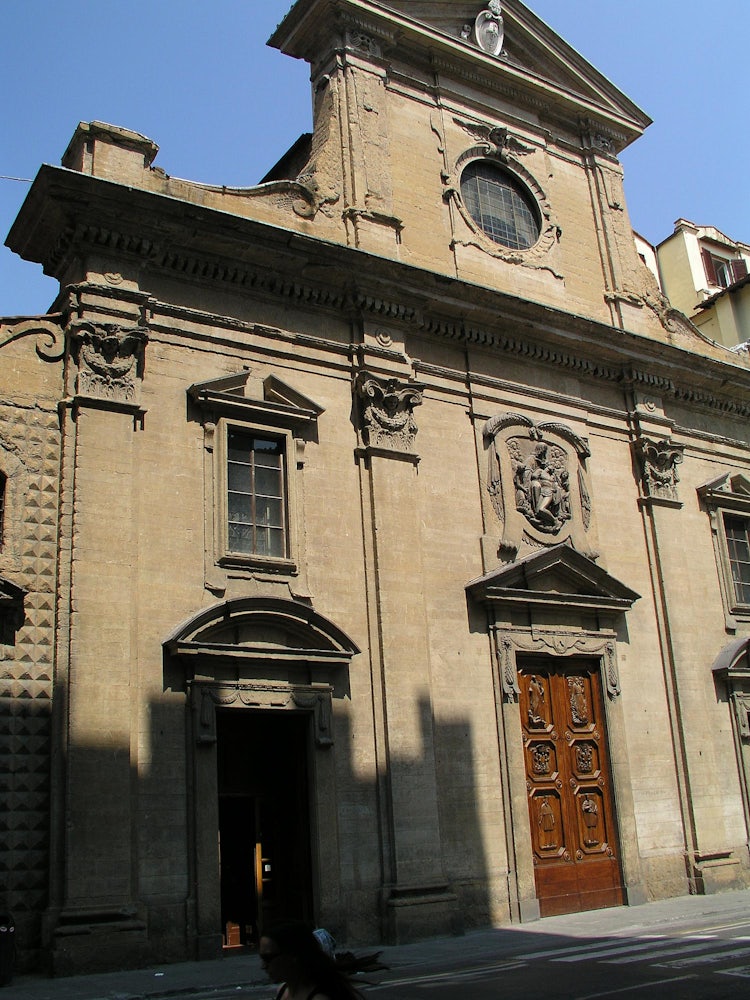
[
  {"x1": 731, "y1": 258, "x2": 749, "y2": 283},
  {"x1": 702, "y1": 248, "x2": 718, "y2": 285}
]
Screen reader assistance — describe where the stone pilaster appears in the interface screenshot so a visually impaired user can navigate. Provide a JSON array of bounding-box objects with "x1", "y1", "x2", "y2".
[{"x1": 355, "y1": 371, "x2": 459, "y2": 941}]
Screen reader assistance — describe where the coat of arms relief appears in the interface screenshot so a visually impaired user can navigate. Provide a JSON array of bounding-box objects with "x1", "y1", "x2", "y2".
[{"x1": 484, "y1": 412, "x2": 597, "y2": 559}]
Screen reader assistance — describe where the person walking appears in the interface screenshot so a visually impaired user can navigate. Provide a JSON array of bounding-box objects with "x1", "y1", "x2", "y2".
[{"x1": 260, "y1": 921, "x2": 364, "y2": 1000}]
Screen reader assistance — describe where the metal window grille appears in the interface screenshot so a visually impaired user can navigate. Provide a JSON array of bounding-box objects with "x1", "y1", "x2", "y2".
[{"x1": 460, "y1": 161, "x2": 540, "y2": 250}]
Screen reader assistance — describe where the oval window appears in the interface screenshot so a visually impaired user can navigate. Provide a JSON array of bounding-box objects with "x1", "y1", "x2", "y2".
[{"x1": 460, "y1": 160, "x2": 541, "y2": 250}]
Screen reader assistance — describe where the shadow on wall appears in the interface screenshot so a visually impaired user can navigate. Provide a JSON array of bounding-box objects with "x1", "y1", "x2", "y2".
[{"x1": 27, "y1": 680, "x2": 494, "y2": 973}]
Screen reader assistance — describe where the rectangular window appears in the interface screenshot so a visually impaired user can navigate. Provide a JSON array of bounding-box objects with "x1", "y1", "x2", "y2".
[
  {"x1": 226, "y1": 430, "x2": 287, "y2": 559},
  {"x1": 702, "y1": 248, "x2": 748, "y2": 289},
  {"x1": 724, "y1": 514, "x2": 750, "y2": 606}
]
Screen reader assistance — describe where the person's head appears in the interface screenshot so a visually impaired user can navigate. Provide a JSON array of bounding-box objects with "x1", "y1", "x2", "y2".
[{"x1": 259, "y1": 921, "x2": 361, "y2": 999}]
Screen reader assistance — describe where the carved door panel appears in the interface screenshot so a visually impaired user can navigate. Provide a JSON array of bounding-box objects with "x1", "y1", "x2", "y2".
[{"x1": 519, "y1": 659, "x2": 625, "y2": 917}]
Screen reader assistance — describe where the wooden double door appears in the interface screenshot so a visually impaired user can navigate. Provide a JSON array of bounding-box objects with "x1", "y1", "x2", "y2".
[{"x1": 519, "y1": 658, "x2": 625, "y2": 917}]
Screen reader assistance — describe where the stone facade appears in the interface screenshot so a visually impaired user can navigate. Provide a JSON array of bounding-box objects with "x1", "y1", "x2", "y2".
[{"x1": 2, "y1": 0, "x2": 750, "y2": 976}]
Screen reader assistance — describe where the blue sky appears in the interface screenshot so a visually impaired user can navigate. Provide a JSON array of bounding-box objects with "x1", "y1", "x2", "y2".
[{"x1": 1, "y1": 1, "x2": 747, "y2": 316}]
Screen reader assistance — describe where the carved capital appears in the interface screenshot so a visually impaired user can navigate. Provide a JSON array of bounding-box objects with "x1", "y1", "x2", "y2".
[
  {"x1": 354, "y1": 370, "x2": 425, "y2": 455},
  {"x1": 635, "y1": 437, "x2": 684, "y2": 504},
  {"x1": 68, "y1": 320, "x2": 148, "y2": 405}
]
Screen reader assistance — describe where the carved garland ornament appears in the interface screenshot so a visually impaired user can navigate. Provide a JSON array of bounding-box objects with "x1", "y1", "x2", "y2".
[
  {"x1": 354, "y1": 370, "x2": 425, "y2": 454},
  {"x1": 69, "y1": 320, "x2": 148, "y2": 404},
  {"x1": 444, "y1": 141, "x2": 562, "y2": 271},
  {"x1": 635, "y1": 437, "x2": 685, "y2": 504},
  {"x1": 497, "y1": 629, "x2": 620, "y2": 703},
  {"x1": 193, "y1": 682, "x2": 334, "y2": 748}
]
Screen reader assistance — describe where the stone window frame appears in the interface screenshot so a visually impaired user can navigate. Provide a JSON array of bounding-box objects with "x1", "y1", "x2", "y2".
[
  {"x1": 215, "y1": 416, "x2": 299, "y2": 573},
  {"x1": 188, "y1": 372, "x2": 323, "y2": 588},
  {"x1": 445, "y1": 139, "x2": 561, "y2": 266},
  {"x1": 698, "y1": 473, "x2": 750, "y2": 628}
]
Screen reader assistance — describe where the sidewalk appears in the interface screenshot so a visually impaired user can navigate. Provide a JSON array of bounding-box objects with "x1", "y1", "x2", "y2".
[{"x1": 7, "y1": 888, "x2": 750, "y2": 1000}]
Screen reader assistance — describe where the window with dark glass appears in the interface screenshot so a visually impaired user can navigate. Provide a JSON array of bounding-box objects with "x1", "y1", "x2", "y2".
[
  {"x1": 227, "y1": 430, "x2": 287, "y2": 559},
  {"x1": 724, "y1": 514, "x2": 750, "y2": 606},
  {"x1": 702, "y1": 248, "x2": 748, "y2": 289},
  {"x1": 460, "y1": 160, "x2": 541, "y2": 250}
]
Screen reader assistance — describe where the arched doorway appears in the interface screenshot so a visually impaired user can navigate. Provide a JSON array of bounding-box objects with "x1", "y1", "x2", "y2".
[{"x1": 164, "y1": 596, "x2": 359, "y2": 959}]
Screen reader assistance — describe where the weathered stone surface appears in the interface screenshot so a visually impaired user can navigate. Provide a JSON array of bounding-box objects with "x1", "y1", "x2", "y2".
[{"x1": 2, "y1": 0, "x2": 750, "y2": 975}]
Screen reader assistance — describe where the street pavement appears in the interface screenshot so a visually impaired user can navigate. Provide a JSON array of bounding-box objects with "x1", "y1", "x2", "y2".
[{"x1": 6, "y1": 888, "x2": 750, "y2": 1000}]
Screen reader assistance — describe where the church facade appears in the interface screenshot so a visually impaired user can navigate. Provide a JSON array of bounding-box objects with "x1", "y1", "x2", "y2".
[{"x1": 3, "y1": 0, "x2": 750, "y2": 976}]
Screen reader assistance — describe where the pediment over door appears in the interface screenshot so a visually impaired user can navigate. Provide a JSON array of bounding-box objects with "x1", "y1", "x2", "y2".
[
  {"x1": 0, "y1": 576, "x2": 26, "y2": 645},
  {"x1": 466, "y1": 544, "x2": 640, "y2": 616},
  {"x1": 165, "y1": 597, "x2": 360, "y2": 747},
  {"x1": 165, "y1": 596, "x2": 359, "y2": 671},
  {"x1": 467, "y1": 546, "x2": 639, "y2": 701}
]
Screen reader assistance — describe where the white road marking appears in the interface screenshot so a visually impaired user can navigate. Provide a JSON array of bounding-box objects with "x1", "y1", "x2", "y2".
[
  {"x1": 553, "y1": 936, "x2": 715, "y2": 962},
  {"x1": 657, "y1": 943, "x2": 750, "y2": 968}
]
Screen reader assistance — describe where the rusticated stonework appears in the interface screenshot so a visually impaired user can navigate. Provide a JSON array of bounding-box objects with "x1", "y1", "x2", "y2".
[{"x1": 0, "y1": 400, "x2": 59, "y2": 960}]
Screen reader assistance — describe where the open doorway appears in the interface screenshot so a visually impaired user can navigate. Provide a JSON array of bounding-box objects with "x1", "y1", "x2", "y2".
[{"x1": 216, "y1": 708, "x2": 314, "y2": 948}]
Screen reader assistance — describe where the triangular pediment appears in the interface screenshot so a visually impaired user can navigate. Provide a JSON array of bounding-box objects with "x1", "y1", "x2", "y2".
[
  {"x1": 0, "y1": 576, "x2": 26, "y2": 603},
  {"x1": 379, "y1": 1, "x2": 651, "y2": 145},
  {"x1": 188, "y1": 369, "x2": 324, "y2": 426},
  {"x1": 698, "y1": 472, "x2": 750, "y2": 514},
  {"x1": 467, "y1": 545, "x2": 640, "y2": 613},
  {"x1": 699, "y1": 472, "x2": 750, "y2": 498}
]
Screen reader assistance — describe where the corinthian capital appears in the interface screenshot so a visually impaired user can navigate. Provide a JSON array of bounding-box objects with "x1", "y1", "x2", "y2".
[{"x1": 354, "y1": 370, "x2": 425, "y2": 454}]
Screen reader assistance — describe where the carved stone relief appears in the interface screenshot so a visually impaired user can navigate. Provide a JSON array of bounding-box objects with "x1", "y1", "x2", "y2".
[
  {"x1": 732, "y1": 692, "x2": 750, "y2": 741},
  {"x1": 484, "y1": 412, "x2": 595, "y2": 558},
  {"x1": 472, "y1": 3, "x2": 505, "y2": 57},
  {"x1": 69, "y1": 320, "x2": 148, "y2": 405},
  {"x1": 495, "y1": 628, "x2": 620, "y2": 703},
  {"x1": 192, "y1": 681, "x2": 334, "y2": 748},
  {"x1": 354, "y1": 370, "x2": 425, "y2": 455},
  {"x1": 635, "y1": 436, "x2": 685, "y2": 504},
  {"x1": 445, "y1": 142, "x2": 563, "y2": 274}
]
